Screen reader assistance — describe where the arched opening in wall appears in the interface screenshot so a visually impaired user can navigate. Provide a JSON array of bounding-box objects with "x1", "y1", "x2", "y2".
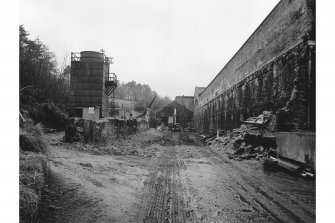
[
  {"x1": 211, "y1": 101, "x2": 214, "y2": 130},
  {"x1": 251, "y1": 77, "x2": 259, "y2": 117},
  {"x1": 277, "y1": 109, "x2": 293, "y2": 132},
  {"x1": 256, "y1": 75, "x2": 263, "y2": 116},
  {"x1": 223, "y1": 111, "x2": 227, "y2": 131},
  {"x1": 307, "y1": 43, "x2": 316, "y2": 131},
  {"x1": 229, "y1": 90, "x2": 235, "y2": 129},
  {"x1": 219, "y1": 95, "x2": 224, "y2": 129},
  {"x1": 214, "y1": 100, "x2": 218, "y2": 130}
]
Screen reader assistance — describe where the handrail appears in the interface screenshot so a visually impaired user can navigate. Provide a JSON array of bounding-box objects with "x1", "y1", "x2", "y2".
[
  {"x1": 106, "y1": 73, "x2": 117, "y2": 82},
  {"x1": 71, "y1": 52, "x2": 81, "y2": 62},
  {"x1": 70, "y1": 52, "x2": 113, "y2": 63}
]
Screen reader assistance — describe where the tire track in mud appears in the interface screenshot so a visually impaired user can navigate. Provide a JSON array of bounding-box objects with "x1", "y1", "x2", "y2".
[
  {"x1": 208, "y1": 147, "x2": 315, "y2": 216},
  {"x1": 200, "y1": 146, "x2": 315, "y2": 223},
  {"x1": 138, "y1": 146, "x2": 198, "y2": 223},
  {"x1": 220, "y1": 147, "x2": 315, "y2": 221}
]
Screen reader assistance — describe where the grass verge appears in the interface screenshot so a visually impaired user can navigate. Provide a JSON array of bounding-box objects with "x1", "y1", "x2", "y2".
[{"x1": 19, "y1": 123, "x2": 49, "y2": 223}]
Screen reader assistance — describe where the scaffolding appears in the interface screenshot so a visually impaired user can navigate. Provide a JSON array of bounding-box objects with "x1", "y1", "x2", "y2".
[{"x1": 105, "y1": 72, "x2": 118, "y2": 115}]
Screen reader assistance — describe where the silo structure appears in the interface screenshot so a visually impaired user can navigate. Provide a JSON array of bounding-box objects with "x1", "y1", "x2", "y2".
[{"x1": 69, "y1": 51, "x2": 117, "y2": 119}]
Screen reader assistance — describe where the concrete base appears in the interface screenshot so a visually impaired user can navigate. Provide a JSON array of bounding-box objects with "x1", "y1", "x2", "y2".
[
  {"x1": 276, "y1": 132, "x2": 315, "y2": 169},
  {"x1": 83, "y1": 107, "x2": 100, "y2": 121}
]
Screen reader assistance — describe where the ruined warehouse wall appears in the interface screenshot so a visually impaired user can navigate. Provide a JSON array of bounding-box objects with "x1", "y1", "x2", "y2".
[
  {"x1": 197, "y1": 0, "x2": 314, "y2": 106},
  {"x1": 194, "y1": 0, "x2": 315, "y2": 132},
  {"x1": 194, "y1": 42, "x2": 314, "y2": 132},
  {"x1": 193, "y1": 87, "x2": 206, "y2": 108}
]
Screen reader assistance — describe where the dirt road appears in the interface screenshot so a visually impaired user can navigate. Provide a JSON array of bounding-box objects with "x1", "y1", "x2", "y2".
[{"x1": 40, "y1": 130, "x2": 315, "y2": 223}]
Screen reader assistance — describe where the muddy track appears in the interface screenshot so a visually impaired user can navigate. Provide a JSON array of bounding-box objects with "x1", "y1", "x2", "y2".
[
  {"x1": 40, "y1": 131, "x2": 314, "y2": 223},
  {"x1": 208, "y1": 147, "x2": 315, "y2": 215},
  {"x1": 138, "y1": 146, "x2": 197, "y2": 223},
  {"x1": 199, "y1": 146, "x2": 315, "y2": 223}
]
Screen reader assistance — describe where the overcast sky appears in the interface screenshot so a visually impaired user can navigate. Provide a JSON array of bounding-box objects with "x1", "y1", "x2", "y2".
[{"x1": 20, "y1": 0, "x2": 280, "y2": 99}]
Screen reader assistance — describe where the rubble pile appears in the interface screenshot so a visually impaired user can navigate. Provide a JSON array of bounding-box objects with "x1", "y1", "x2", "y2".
[
  {"x1": 64, "y1": 117, "x2": 145, "y2": 144},
  {"x1": 68, "y1": 129, "x2": 162, "y2": 157},
  {"x1": 203, "y1": 111, "x2": 277, "y2": 161}
]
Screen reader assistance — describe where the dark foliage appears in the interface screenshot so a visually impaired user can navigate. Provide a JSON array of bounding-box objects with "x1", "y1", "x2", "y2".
[{"x1": 20, "y1": 25, "x2": 69, "y2": 129}]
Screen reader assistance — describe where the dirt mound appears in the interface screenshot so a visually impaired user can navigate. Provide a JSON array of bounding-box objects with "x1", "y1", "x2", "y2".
[
  {"x1": 68, "y1": 129, "x2": 163, "y2": 157},
  {"x1": 67, "y1": 129, "x2": 201, "y2": 158}
]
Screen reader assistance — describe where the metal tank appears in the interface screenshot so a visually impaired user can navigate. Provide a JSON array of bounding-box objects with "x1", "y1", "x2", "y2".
[
  {"x1": 80, "y1": 51, "x2": 104, "y2": 62},
  {"x1": 69, "y1": 51, "x2": 110, "y2": 118}
]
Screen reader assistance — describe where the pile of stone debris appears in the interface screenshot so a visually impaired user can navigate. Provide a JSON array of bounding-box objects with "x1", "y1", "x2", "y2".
[
  {"x1": 67, "y1": 128, "x2": 162, "y2": 157},
  {"x1": 201, "y1": 111, "x2": 277, "y2": 161}
]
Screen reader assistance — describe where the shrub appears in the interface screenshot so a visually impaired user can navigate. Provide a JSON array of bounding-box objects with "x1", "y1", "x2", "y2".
[
  {"x1": 19, "y1": 186, "x2": 39, "y2": 223},
  {"x1": 19, "y1": 124, "x2": 50, "y2": 155},
  {"x1": 19, "y1": 153, "x2": 47, "y2": 194},
  {"x1": 25, "y1": 102, "x2": 68, "y2": 130}
]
